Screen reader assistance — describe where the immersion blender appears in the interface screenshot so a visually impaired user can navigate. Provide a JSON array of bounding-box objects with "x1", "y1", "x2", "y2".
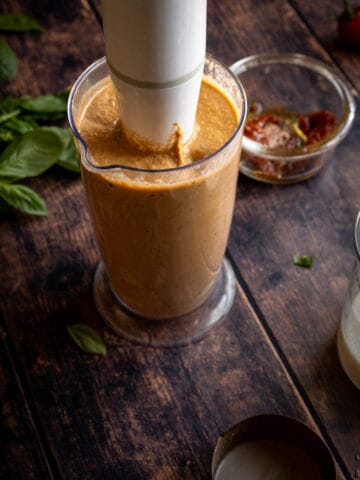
[{"x1": 101, "y1": 0, "x2": 207, "y2": 146}]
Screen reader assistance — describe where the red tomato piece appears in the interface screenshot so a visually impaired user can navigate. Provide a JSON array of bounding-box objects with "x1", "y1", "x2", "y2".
[
  {"x1": 298, "y1": 111, "x2": 336, "y2": 145},
  {"x1": 337, "y1": 6, "x2": 360, "y2": 49}
]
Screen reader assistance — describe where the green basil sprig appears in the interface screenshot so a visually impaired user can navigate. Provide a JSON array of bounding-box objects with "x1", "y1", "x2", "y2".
[
  {"x1": 0, "y1": 14, "x2": 80, "y2": 216},
  {"x1": 0, "y1": 14, "x2": 42, "y2": 32},
  {"x1": 0, "y1": 91, "x2": 68, "y2": 122},
  {"x1": 0, "y1": 126, "x2": 80, "y2": 215},
  {"x1": 0, "y1": 127, "x2": 63, "y2": 181},
  {"x1": 0, "y1": 92, "x2": 70, "y2": 153},
  {"x1": 67, "y1": 324, "x2": 107, "y2": 355},
  {"x1": 0, "y1": 12, "x2": 42, "y2": 82},
  {"x1": 0, "y1": 37, "x2": 17, "y2": 81}
]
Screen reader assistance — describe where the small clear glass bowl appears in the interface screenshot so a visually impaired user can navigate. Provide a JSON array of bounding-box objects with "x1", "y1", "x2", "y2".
[{"x1": 231, "y1": 53, "x2": 356, "y2": 184}]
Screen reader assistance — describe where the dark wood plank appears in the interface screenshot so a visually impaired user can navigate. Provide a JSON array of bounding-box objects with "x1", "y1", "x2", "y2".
[
  {"x1": 0, "y1": 0, "x2": 103, "y2": 477},
  {"x1": 0, "y1": 324, "x2": 55, "y2": 479},
  {"x1": 291, "y1": 0, "x2": 360, "y2": 91},
  {"x1": 206, "y1": 0, "x2": 331, "y2": 65},
  {"x1": 1, "y1": 0, "x2": 104, "y2": 96},
  {"x1": 229, "y1": 168, "x2": 360, "y2": 477},
  {"x1": 203, "y1": 0, "x2": 360, "y2": 478},
  {"x1": 3, "y1": 292, "x2": 322, "y2": 479}
]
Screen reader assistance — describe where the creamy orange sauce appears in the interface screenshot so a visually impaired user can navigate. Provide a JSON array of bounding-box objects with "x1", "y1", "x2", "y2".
[
  {"x1": 79, "y1": 76, "x2": 238, "y2": 169},
  {"x1": 78, "y1": 76, "x2": 241, "y2": 318}
]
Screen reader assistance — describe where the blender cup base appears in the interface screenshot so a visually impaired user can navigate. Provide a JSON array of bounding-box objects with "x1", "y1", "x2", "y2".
[{"x1": 93, "y1": 258, "x2": 236, "y2": 347}]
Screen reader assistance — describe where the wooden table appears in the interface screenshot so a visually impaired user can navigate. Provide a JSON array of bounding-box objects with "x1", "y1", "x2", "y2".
[{"x1": 1, "y1": 0, "x2": 359, "y2": 478}]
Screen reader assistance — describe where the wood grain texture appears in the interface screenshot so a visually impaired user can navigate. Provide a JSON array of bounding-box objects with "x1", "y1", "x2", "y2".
[
  {"x1": 0, "y1": 0, "x2": 103, "y2": 478},
  {"x1": 3, "y1": 292, "x2": 319, "y2": 479},
  {"x1": 1, "y1": 0, "x2": 104, "y2": 96},
  {"x1": 206, "y1": 0, "x2": 329, "y2": 66},
  {"x1": 291, "y1": 0, "x2": 360, "y2": 92},
  {"x1": 0, "y1": 326, "x2": 54, "y2": 479},
  {"x1": 212, "y1": 0, "x2": 360, "y2": 478},
  {"x1": 0, "y1": 0, "x2": 358, "y2": 479}
]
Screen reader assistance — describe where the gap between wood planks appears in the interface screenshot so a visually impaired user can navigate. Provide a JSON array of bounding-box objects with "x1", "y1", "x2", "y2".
[{"x1": 0, "y1": 318, "x2": 61, "y2": 480}]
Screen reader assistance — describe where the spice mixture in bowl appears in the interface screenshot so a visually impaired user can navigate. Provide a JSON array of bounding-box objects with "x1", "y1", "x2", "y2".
[{"x1": 231, "y1": 53, "x2": 356, "y2": 184}]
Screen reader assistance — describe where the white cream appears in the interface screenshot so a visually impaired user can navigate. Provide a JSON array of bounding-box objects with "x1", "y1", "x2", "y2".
[
  {"x1": 338, "y1": 289, "x2": 360, "y2": 388},
  {"x1": 214, "y1": 439, "x2": 324, "y2": 480}
]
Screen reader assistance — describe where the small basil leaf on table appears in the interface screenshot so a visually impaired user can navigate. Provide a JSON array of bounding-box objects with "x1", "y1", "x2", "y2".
[
  {"x1": 0, "y1": 14, "x2": 42, "y2": 32},
  {"x1": 0, "y1": 38, "x2": 18, "y2": 81},
  {"x1": 293, "y1": 255, "x2": 313, "y2": 268},
  {"x1": 67, "y1": 324, "x2": 107, "y2": 355},
  {"x1": 0, "y1": 182, "x2": 47, "y2": 215},
  {"x1": 0, "y1": 127, "x2": 64, "y2": 181}
]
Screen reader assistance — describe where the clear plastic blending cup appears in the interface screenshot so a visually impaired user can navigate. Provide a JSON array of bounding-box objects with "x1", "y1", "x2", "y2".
[
  {"x1": 338, "y1": 210, "x2": 360, "y2": 388},
  {"x1": 68, "y1": 54, "x2": 247, "y2": 347}
]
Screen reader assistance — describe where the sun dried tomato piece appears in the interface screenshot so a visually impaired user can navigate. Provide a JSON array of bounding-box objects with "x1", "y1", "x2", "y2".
[
  {"x1": 337, "y1": 4, "x2": 360, "y2": 49},
  {"x1": 243, "y1": 108, "x2": 337, "y2": 181},
  {"x1": 298, "y1": 111, "x2": 336, "y2": 145},
  {"x1": 244, "y1": 114, "x2": 290, "y2": 147}
]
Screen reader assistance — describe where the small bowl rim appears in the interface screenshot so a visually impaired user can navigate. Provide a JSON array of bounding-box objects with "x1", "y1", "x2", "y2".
[
  {"x1": 211, "y1": 414, "x2": 336, "y2": 479},
  {"x1": 231, "y1": 52, "x2": 356, "y2": 161}
]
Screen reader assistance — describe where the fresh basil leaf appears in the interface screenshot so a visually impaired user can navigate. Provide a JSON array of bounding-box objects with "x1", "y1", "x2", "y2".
[
  {"x1": 19, "y1": 94, "x2": 68, "y2": 114},
  {"x1": 67, "y1": 324, "x2": 107, "y2": 355},
  {"x1": 0, "y1": 127, "x2": 16, "y2": 143},
  {"x1": 25, "y1": 111, "x2": 66, "y2": 122},
  {"x1": 0, "y1": 109, "x2": 20, "y2": 124},
  {"x1": 0, "y1": 37, "x2": 18, "y2": 81},
  {"x1": 3, "y1": 115, "x2": 38, "y2": 135},
  {"x1": 0, "y1": 93, "x2": 68, "y2": 122},
  {"x1": 55, "y1": 128, "x2": 80, "y2": 173},
  {"x1": 0, "y1": 127, "x2": 64, "y2": 181},
  {"x1": 293, "y1": 255, "x2": 313, "y2": 268},
  {"x1": 0, "y1": 96, "x2": 21, "y2": 111},
  {"x1": 54, "y1": 91, "x2": 69, "y2": 103},
  {"x1": 0, "y1": 182, "x2": 47, "y2": 215},
  {"x1": 0, "y1": 14, "x2": 42, "y2": 32},
  {"x1": 44, "y1": 126, "x2": 72, "y2": 142}
]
